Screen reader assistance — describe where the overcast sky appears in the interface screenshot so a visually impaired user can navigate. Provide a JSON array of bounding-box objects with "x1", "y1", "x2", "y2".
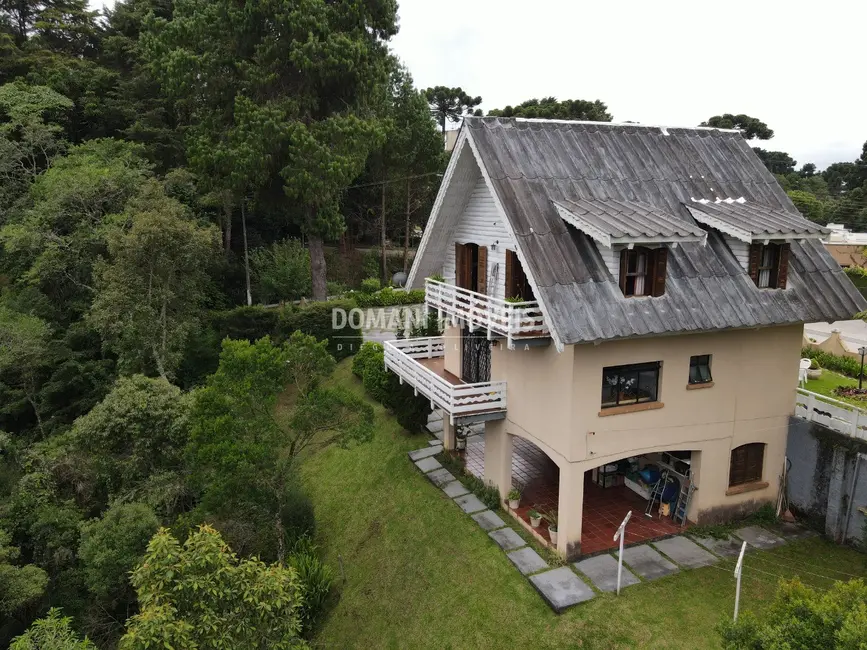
[{"x1": 91, "y1": 0, "x2": 865, "y2": 169}]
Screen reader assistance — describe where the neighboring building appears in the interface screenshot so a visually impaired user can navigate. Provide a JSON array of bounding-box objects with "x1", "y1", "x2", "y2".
[
  {"x1": 444, "y1": 128, "x2": 460, "y2": 152},
  {"x1": 388, "y1": 117, "x2": 865, "y2": 559},
  {"x1": 824, "y1": 223, "x2": 867, "y2": 268}
]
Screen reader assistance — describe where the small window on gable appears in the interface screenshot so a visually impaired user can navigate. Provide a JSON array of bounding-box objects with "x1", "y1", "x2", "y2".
[
  {"x1": 619, "y1": 247, "x2": 668, "y2": 297},
  {"x1": 729, "y1": 443, "x2": 764, "y2": 487},
  {"x1": 689, "y1": 355, "x2": 712, "y2": 384},
  {"x1": 748, "y1": 243, "x2": 790, "y2": 289}
]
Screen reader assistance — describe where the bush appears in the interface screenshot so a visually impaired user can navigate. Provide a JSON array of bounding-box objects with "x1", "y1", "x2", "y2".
[
  {"x1": 209, "y1": 306, "x2": 279, "y2": 343},
  {"x1": 286, "y1": 537, "x2": 334, "y2": 638},
  {"x1": 353, "y1": 286, "x2": 425, "y2": 308},
  {"x1": 802, "y1": 347, "x2": 863, "y2": 379},
  {"x1": 352, "y1": 341, "x2": 382, "y2": 379},
  {"x1": 464, "y1": 474, "x2": 502, "y2": 511},
  {"x1": 250, "y1": 238, "x2": 311, "y2": 303},
  {"x1": 276, "y1": 299, "x2": 361, "y2": 361},
  {"x1": 326, "y1": 281, "x2": 347, "y2": 297},
  {"x1": 360, "y1": 277, "x2": 381, "y2": 294}
]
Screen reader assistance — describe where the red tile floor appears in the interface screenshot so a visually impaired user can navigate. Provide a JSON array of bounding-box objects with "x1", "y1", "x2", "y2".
[{"x1": 462, "y1": 432, "x2": 685, "y2": 555}]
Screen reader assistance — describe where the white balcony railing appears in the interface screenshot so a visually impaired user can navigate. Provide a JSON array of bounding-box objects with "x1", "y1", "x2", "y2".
[
  {"x1": 383, "y1": 336, "x2": 507, "y2": 423},
  {"x1": 795, "y1": 388, "x2": 867, "y2": 440},
  {"x1": 425, "y1": 279, "x2": 549, "y2": 348}
]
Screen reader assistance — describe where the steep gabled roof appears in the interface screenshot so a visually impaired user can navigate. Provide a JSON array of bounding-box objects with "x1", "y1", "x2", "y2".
[{"x1": 409, "y1": 117, "x2": 865, "y2": 346}]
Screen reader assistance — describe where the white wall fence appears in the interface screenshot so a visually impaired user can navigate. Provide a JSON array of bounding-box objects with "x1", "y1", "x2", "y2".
[
  {"x1": 383, "y1": 336, "x2": 507, "y2": 422},
  {"x1": 794, "y1": 388, "x2": 867, "y2": 441}
]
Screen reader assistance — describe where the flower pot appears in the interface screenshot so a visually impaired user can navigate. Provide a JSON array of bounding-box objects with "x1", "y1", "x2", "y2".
[
  {"x1": 548, "y1": 527, "x2": 558, "y2": 547},
  {"x1": 508, "y1": 499, "x2": 520, "y2": 510},
  {"x1": 807, "y1": 369, "x2": 822, "y2": 380},
  {"x1": 530, "y1": 515, "x2": 542, "y2": 528},
  {"x1": 455, "y1": 437, "x2": 466, "y2": 451}
]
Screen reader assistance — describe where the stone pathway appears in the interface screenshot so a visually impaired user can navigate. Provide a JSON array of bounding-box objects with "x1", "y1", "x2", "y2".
[{"x1": 406, "y1": 442, "x2": 816, "y2": 613}]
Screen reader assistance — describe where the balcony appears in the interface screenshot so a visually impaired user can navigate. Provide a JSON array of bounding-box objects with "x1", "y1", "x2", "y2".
[
  {"x1": 425, "y1": 279, "x2": 549, "y2": 348},
  {"x1": 795, "y1": 388, "x2": 867, "y2": 440},
  {"x1": 383, "y1": 337, "x2": 507, "y2": 423}
]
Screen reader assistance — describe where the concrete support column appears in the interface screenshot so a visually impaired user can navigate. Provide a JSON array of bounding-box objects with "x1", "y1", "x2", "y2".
[
  {"x1": 442, "y1": 418, "x2": 456, "y2": 451},
  {"x1": 557, "y1": 462, "x2": 584, "y2": 560},
  {"x1": 484, "y1": 419, "x2": 513, "y2": 501}
]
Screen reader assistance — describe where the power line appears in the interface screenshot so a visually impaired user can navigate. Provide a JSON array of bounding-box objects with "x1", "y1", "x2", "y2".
[{"x1": 346, "y1": 171, "x2": 444, "y2": 190}]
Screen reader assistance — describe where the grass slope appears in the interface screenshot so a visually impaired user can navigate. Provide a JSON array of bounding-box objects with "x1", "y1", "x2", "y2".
[{"x1": 302, "y1": 362, "x2": 867, "y2": 650}]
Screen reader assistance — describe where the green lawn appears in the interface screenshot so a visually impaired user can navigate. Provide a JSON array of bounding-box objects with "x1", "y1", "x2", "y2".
[
  {"x1": 804, "y1": 369, "x2": 864, "y2": 406},
  {"x1": 302, "y1": 362, "x2": 867, "y2": 650}
]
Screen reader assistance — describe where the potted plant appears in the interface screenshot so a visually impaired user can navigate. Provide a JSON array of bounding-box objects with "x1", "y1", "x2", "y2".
[
  {"x1": 507, "y1": 487, "x2": 521, "y2": 510},
  {"x1": 543, "y1": 510, "x2": 558, "y2": 546},
  {"x1": 807, "y1": 358, "x2": 822, "y2": 380},
  {"x1": 528, "y1": 509, "x2": 542, "y2": 528},
  {"x1": 455, "y1": 423, "x2": 468, "y2": 451}
]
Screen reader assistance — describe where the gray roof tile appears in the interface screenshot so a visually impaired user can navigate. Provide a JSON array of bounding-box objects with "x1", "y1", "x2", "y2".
[
  {"x1": 686, "y1": 201, "x2": 830, "y2": 240},
  {"x1": 554, "y1": 197, "x2": 706, "y2": 242}
]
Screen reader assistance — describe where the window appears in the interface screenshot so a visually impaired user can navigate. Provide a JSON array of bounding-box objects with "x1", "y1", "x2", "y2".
[
  {"x1": 729, "y1": 443, "x2": 764, "y2": 487},
  {"x1": 689, "y1": 355, "x2": 712, "y2": 384},
  {"x1": 601, "y1": 362, "x2": 661, "y2": 409},
  {"x1": 619, "y1": 247, "x2": 668, "y2": 297},
  {"x1": 749, "y1": 243, "x2": 790, "y2": 289}
]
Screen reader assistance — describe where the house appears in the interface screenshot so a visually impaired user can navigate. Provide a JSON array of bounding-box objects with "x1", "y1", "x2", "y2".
[
  {"x1": 823, "y1": 223, "x2": 867, "y2": 269},
  {"x1": 388, "y1": 116, "x2": 866, "y2": 559}
]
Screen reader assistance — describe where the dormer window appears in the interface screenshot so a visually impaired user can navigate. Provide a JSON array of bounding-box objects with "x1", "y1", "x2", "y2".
[
  {"x1": 619, "y1": 247, "x2": 667, "y2": 297},
  {"x1": 749, "y1": 243, "x2": 789, "y2": 289}
]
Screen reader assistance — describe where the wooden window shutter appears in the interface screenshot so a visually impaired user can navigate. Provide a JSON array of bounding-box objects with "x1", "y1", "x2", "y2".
[
  {"x1": 776, "y1": 243, "x2": 790, "y2": 289},
  {"x1": 455, "y1": 243, "x2": 466, "y2": 288},
  {"x1": 619, "y1": 249, "x2": 628, "y2": 294},
  {"x1": 748, "y1": 243, "x2": 762, "y2": 285},
  {"x1": 505, "y1": 250, "x2": 515, "y2": 299},
  {"x1": 477, "y1": 246, "x2": 488, "y2": 295},
  {"x1": 651, "y1": 247, "x2": 668, "y2": 297}
]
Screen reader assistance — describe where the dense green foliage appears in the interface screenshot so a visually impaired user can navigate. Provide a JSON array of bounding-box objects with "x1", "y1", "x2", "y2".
[
  {"x1": 801, "y1": 347, "x2": 865, "y2": 380},
  {"x1": 719, "y1": 578, "x2": 867, "y2": 649},
  {"x1": 487, "y1": 97, "x2": 612, "y2": 122},
  {"x1": 353, "y1": 286, "x2": 426, "y2": 307},
  {"x1": 423, "y1": 86, "x2": 482, "y2": 136}
]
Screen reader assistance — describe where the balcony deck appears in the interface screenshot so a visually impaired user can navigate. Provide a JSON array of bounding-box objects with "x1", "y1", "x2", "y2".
[{"x1": 417, "y1": 357, "x2": 462, "y2": 386}]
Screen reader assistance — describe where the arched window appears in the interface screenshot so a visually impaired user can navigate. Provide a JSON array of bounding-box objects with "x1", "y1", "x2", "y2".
[{"x1": 729, "y1": 443, "x2": 764, "y2": 487}]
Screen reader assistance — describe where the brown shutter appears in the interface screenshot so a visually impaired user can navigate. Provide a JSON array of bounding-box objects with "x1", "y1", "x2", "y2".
[
  {"x1": 455, "y1": 243, "x2": 465, "y2": 288},
  {"x1": 652, "y1": 247, "x2": 668, "y2": 297},
  {"x1": 729, "y1": 447, "x2": 746, "y2": 487},
  {"x1": 776, "y1": 243, "x2": 790, "y2": 290},
  {"x1": 748, "y1": 243, "x2": 762, "y2": 285},
  {"x1": 505, "y1": 250, "x2": 515, "y2": 299},
  {"x1": 619, "y1": 249, "x2": 628, "y2": 294},
  {"x1": 477, "y1": 246, "x2": 488, "y2": 295}
]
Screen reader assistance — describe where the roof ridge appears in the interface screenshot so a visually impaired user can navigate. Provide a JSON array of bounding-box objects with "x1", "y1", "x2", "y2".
[{"x1": 464, "y1": 115, "x2": 743, "y2": 135}]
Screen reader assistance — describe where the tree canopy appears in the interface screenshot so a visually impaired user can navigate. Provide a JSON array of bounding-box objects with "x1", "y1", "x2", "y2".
[
  {"x1": 701, "y1": 113, "x2": 774, "y2": 140},
  {"x1": 423, "y1": 86, "x2": 482, "y2": 137},
  {"x1": 487, "y1": 97, "x2": 612, "y2": 122}
]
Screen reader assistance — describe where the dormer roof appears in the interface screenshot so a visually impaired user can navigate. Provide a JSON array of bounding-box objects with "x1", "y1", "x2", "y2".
[{"x1": 686, "y1": 200, "x2": 829, "y2": 244}]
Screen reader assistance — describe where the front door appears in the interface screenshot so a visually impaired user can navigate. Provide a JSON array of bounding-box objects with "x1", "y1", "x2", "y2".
[{"x1": 462, "y1": 327, "x2": 491, "y2": 383}]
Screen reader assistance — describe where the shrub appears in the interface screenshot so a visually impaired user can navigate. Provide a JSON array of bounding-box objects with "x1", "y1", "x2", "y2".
[
  {"x1": 464, "y1": 474, "x2": 501, "y2": 511},
  {"x1": 353, "y1": 287, "x2": 426, "y2": 308},
  {"x1": 326, "y1": 281, "x2": 347, "y2": 297},
  {"x1": 352, "y1": 341, "x2": 382, "y2": 379},
  {"x1": 250, "y1": 238, "x2": 311, "y2": 303},
  {"x1": 276, "y1": 299, "x2": 361, "y2": 361},
  {"x1": 209, "y1": 306, "x2": 279, "y2": 343},
  {"x1": 801, "y1": 347, "x2": 863, "y2": 379},
  {"x1": 286, "y1": 537, "x2": 334, "y2": 638},
  {"x1": 809, "y1": 358, "x2": 820, "y2": 370},
  {"x1": 360, "y1": 277, "x2": 381, "y2": 294}
]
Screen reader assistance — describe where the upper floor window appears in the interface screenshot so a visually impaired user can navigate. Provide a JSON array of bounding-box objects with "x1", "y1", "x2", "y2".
[
  {"x1": 601, "y1": 361, "x2": 661, "y2": 409},
  {"x1": 619, "y1": 247, "x2": 667, "y2": 297},
  {"x1": 689, "y1": 355, "x2": 712, "y2": 384},
  {"x1": 749, "y1": 243, "x2": 790, "y2": 289},
  {"x1": 729, "y1": 443, "x2": 764, "y2": 487}
]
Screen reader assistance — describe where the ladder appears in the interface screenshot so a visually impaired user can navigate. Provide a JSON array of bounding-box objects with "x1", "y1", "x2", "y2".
[
  {"x1": 644, "y1": 470, "x2": 669, "y2": 518},
  {"x1": 673, "y1": 479, "x2": 696, "y2": 527}
]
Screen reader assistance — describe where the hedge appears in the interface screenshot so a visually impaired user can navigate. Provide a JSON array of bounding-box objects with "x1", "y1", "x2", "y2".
[
  {"x1": 801, "y1": 347, "x2": 864, "y2": 379},
  {"x1": 352, "y1": 342, "x2": 431, "y2": 433},
  {"x1": 353, "y1": 286, "x2": 425, "y2": 308}
]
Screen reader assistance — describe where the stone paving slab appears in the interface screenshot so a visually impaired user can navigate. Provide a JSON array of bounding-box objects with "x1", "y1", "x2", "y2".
[
  {"x1": 653, "y1": 536, "x2": 719, "y2": 569},
  {"x1": 734, "y1": 526, "x2": 786, "y2": 550},
  {"x1": 618, "y1": 544, "x2": 679, "y2": 581},
  {"x1": 454, "y1": 493, "x2": 487, "y2": 514},
  {"x1": 427, "y1": 410, "x2": 443, "y2": 423},
  {"x1": 690, "y1": 535, "x2": 744, "y2": 557},
  {"x1": 428, "y1": 438, "x2": 441, "y2": 446},
  {"x1": 409, "y1": 446, "x2": 441, "y2": 461},
  {"x1": 426, "y1": 468, "x2": 455, "y2": 488},
  {"x1": 414, "y1": 456, "x2": 442, "y2": 473},
  {"x1": 574, "y1": 553, "x2": 640, "y2": 593},
  {"x1": 507, "y1": 547, "x2": 549, "y2": 575},
  {"x1": 442, "y1": 480, "x2": 470, "y2": 498},
  {"x1": 426, "y1": 419, "x2": 444, "y2": 435},
  {"x1": 529, "y1": 567, "x2": 595, "y2": 613},
  {"x1": 471, "y1": 510, "x2": 507, "y2": 531},
  {"x1": 489, "y1": 527, "x2": 526, "y2": 551},
  {"x1": 767, "y1": 522, "x2": 818, "y2": 541}
]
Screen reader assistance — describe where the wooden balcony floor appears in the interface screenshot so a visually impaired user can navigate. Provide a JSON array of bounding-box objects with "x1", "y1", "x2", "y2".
[{"x1": 417, "y1": 357, "x2": 463, "y2": 385}]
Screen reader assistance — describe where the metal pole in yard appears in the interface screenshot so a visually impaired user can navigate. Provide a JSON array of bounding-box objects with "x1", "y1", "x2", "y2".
[
  {"x1": 733, "y1": 541, "x2": 747, "y2": 621},
  {"x1": 859, "y1": 347, "x2": 866, "y2": 389},
  {"x1": 614, "y1": 510, "x2": 632, "y2": 596}
]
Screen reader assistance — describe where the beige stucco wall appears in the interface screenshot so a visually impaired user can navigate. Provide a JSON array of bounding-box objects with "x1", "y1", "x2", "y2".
[{"x1": 492, "y1": 324, "x2": 803, "y2": 527}]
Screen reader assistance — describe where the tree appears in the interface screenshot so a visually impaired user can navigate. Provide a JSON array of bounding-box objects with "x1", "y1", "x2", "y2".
[
  {"x1": 119, "y1": 525, "x2": 305, "y2": 650},
  {"x1": 10, "y1": 608, "x2": 94, "y2": 649},
  {"x1": 488, "y1": 97, "x2": 612, "y2": 122},
  {"x1": 188, "y1": 334, "x2": 373, "y2": 560},
  {"x1": 0, "y1": 307, "x2": 52, "y2": 435},
  {"x1": 754, "y1": 148, "x2": 797, "y2": 175},
  {"x1": 800, "y1": 163, "x2": 817, "y2": 177},
  {"x1": 88, "y1": 180, "x2": 220, "y2": 379},
  {"x1": 719, "y1": 578, "x2": 867, "y2": 649},
  {"x1": 788, "y1": 189, "x2": 826, "y2": 223},
  {"x1": 701, "y1": 113, "x2": 774, "y2": 140},
  {"x1": 250, "y1": 238, "x2": 312, "y2": 304},
  {"x1": 143, "y1": 0, "x2": 398, "y2": 301},
  {"x1": 0, "y1": 529, "x2": 48, "y2": 617},
  {"x1": 423, "y1": 86, "x2": 482, "y2": 138}
]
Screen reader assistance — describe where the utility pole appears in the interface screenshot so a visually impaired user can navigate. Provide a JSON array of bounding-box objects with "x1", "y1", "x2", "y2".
[
  {"x1": 733, "y1": 541, "x2": 747, "y2": 621},
  {"x1": 614, "y1": 510, "x2": 632, "y2": 595}
]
